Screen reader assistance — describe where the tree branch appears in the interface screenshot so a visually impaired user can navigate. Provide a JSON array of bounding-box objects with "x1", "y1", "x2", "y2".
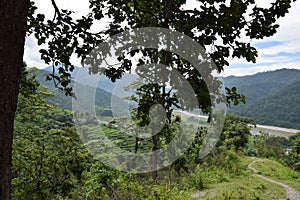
[{"x1": 50, "y1": 0, "x2": 62, "y2": 20}]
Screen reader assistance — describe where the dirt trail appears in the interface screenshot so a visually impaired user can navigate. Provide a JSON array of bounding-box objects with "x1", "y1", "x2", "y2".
[{"x1": 248, "y1": 159, "x2": 300, "y2": 200}]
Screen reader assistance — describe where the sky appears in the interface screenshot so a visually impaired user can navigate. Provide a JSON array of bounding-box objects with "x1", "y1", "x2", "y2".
[{"x1": 24, "y1": 0, "x2": 300, "y2": 77}]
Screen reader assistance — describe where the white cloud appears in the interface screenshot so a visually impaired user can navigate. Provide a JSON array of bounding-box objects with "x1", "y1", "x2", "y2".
[
  {"x1": 258, "y1": 42, "x2": 300, "y2": 57},
  {"x1": 222, "y1": 61, "x2": 300, "y2": 77},
  {"x1": 24, "y1": 36, "x2": 48, "y2": 68}
]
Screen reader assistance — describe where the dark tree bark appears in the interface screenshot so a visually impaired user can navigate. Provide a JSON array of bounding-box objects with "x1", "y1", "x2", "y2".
[
  {"x1": 0, "y1": 0, "x2": 29, "y2": 199},
  {"x1": 134, "y1": 135, "x2": 139, "y2": 153}
]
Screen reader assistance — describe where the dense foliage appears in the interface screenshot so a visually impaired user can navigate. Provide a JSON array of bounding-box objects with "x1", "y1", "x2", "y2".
[
  {"x1": 13, "y1": 68, "x2": 91, "y2": 199},
  {"x1": 287, "y1": 133, "x2": 300, "y2": 171}
]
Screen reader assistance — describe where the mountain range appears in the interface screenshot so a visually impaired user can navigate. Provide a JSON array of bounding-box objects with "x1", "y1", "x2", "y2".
[
  {"x1": 223, "y1": 68, "x2": 300, "y2": 129},
  {"x1": 36, "y1": 67, "x2": 300, "y2": 129}
]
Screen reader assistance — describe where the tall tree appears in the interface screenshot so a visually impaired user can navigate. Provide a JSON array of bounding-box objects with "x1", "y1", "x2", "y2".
[
  {"x1": 87, "y1": 0, "x2": 296, "y2": 176},
  {"x1": 0, "y1": 1, "x2": 29, "y2": 199},
  {"x1": 1, "y1": 0, "x2": 102, "y2": 198}
]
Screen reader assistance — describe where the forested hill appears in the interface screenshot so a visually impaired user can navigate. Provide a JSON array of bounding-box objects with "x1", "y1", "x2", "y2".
[{"x1": 224, "y1": 68, "x2": 300, "y2": 129}]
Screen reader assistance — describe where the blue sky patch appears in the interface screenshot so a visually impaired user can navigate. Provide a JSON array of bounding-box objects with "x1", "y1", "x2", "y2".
[
  {"x1": 276, "y1": 51, "x2": 300, "y2": 58},
  {"x1": 263, "y1": 51, "x2": 300, "y2": 60},
  {"x1": 253, "y1": 41, "x2": 283, "y2": 49},
  {"x1": 228, "y1": 62, "x2": 277, "y2": 69}
]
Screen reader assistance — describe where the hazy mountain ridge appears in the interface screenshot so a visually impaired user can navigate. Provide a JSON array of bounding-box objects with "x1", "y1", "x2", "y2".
[
  {"x1": 43, "y1": 65, "x2": 138, "y2": 96},
  {"x1": 36, "y1": 69, "x2": 116, "y2": 110},
  {"x1": 224, "y1": 69, "x2": 300, "y2": 101}
]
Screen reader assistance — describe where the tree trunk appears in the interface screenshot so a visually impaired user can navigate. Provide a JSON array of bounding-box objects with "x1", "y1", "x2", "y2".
[
  {"x1": 0, "y1": 0, "x2": 29, "y2": 199},
  {"x1": 151, "y1": 134, "x2": 158, "y2": 180},
  {"x1": 134, "y1": 135, "x2": 139, "y2": 153}
]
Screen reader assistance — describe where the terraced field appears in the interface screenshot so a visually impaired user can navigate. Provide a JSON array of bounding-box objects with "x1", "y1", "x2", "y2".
[{"x1": 82, "y1": 124, "x2": 153, "y2": 153}]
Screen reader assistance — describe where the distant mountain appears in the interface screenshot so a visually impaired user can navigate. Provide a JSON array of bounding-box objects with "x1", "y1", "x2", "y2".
[
  {"x1": 43, "y1": 66, "x2": 138, "y2": 98},
  {"x1": 224, "y1": 69, "x2": 300, "y2": 129},
  {"x1": 36, "y1": 69, "x2": 116, "y2": 110},
  {"x1": 36, "y1": 67, "x2": 136, "y2": 118}
]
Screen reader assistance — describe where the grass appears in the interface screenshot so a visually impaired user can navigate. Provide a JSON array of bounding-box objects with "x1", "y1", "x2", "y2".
[
  {"x1": 191, "y1": 174, "x2": 286, "y2": 200},
  {"x1": 97, "y1": 115, "x2": 114, "y2": 121},
  {"x1": 251, "y1": 158, "x2": 300, "y2": 191},
  {"x1": 190, "y1": 156, "x2": 300, "y2": 199}
]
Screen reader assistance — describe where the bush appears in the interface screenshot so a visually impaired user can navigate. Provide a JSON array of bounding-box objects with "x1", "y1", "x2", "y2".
[{"x1": 189, "y1": 165, "x2": 206, "y2": 189}]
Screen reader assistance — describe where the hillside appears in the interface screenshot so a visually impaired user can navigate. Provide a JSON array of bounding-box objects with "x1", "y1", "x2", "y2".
[
  {"x1": 234, "y1": 80, "x2": 300, "y2": 129},
  {"x1": 224, "y1": 69, "x2": 300, "y2": 129},
  {"x1": 192, "y1": 157, "x2": 300, "y2": 200}
]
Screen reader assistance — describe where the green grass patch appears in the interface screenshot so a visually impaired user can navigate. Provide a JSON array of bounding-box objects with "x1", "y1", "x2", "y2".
[
  {"x1": 251, "y1": 158, "x2": 300, "y2": 191},
  {"x1": 190, "y1": 156, "x2": 299, "y2": 199},
  {"x1": 191, "y1": 174, "x2": 286, "y2": 200}
]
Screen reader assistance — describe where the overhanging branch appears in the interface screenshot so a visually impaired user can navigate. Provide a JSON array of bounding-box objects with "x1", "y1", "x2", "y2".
[{"x1": 50, "y1": 0, "x2": 62, "y2": 20}]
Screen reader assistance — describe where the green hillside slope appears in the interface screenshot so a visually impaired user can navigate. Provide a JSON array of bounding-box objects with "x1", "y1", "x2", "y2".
[
  {"x1": 233, "y1": 80, "x2": 300, "y2": 129},
  {"x1": 224, "y1": 69, "x2": 300, "y2": 129}
]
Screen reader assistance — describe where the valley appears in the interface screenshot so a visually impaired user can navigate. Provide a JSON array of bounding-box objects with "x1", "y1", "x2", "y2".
[{"x1": 11, "y1": 67, "x2": 300, "y2": 200}]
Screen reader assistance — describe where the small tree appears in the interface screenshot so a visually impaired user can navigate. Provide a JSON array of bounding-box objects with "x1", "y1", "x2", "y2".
[{"x1": 217, "y1": 114, "x2": 253, "y2": 151}]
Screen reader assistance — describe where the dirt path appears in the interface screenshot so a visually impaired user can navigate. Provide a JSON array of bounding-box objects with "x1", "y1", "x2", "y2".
[{"x1": 248, "y1": 159, "x2": 300, "y2": 200}]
